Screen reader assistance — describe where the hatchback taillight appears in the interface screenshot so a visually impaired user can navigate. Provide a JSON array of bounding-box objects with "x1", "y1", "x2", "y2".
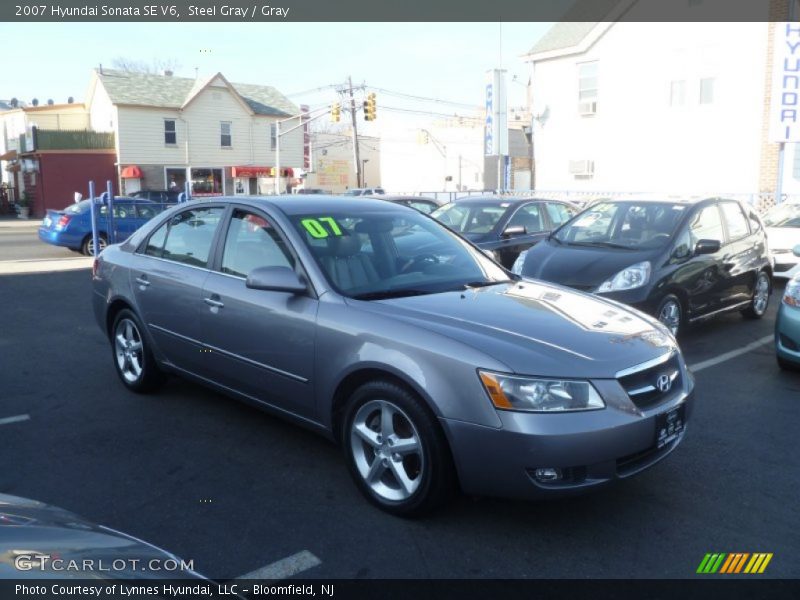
[{"x1": 55, "y1": 215, "x2": 71, "y2": 230}]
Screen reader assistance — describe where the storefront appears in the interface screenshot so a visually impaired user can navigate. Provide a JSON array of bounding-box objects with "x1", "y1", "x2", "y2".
[
  {"x1": 231, "y1": 166, "x2": 295, "y2": 196},
  {"x1": 164, "y1": 167, "x2": 225, "y2": 197}
]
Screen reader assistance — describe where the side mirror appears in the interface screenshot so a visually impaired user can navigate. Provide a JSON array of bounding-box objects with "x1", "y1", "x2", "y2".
[
  {"x1": 694, "y1": 239, "x2": 721, "y2": 255},
  {"x1": 246, "y1": 266, "x2": 307, "y2": 294},
  {"x1": 794, "y1": 243, "x2": 800, "y2": 258},
  {"x1": 502, "y1": 225, "x2": 527, "y2": 237}
]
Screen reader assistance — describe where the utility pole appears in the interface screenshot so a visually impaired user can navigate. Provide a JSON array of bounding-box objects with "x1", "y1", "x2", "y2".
[{"x1": 347, "y1": 76, "x2": 362, "y2": 189}]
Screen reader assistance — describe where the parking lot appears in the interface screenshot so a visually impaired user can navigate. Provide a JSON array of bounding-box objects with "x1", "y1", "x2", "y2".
[{"x1": 1, "y1": 251, "x2": 797, "y2": 580}]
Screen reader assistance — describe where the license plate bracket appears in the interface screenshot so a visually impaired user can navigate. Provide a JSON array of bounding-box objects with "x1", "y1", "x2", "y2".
[{"x1": 656, "y1": 403, "x2": 685, "y2": 449}]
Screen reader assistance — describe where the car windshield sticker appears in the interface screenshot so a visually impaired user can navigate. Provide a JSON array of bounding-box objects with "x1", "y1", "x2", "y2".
[{"x1": 301, "y1": 217, "x2": 343, "y2": 238}]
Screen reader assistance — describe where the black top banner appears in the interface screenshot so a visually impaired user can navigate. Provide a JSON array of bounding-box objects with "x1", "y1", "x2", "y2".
[{"x1": 0, "y1": 0, "x2": 792, "y2": 22}]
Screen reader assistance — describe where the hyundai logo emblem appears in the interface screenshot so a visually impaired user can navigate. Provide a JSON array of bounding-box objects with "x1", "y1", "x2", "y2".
[{"x1": 656, "y1": 374, "x2": 672, "y2": 393}]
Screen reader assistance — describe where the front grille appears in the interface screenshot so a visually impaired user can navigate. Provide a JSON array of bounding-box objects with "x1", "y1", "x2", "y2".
[{"x1": 618, "y1": 352, "x2": 683, "y2": 409}]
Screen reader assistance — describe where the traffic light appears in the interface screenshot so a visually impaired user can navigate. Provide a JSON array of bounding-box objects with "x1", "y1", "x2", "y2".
[
  {"x1": 331, "y1": 102, "x2": 341, "y2": 122},
  {"x1": 363, "y1": 93, "x2": 376, "y2": 121}
]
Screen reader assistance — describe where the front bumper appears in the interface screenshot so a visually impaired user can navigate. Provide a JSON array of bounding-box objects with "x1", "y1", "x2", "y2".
[
  {"x1": 441, "y1": 378, "x2": 694, "y2": 500},
  {"x1": 776, "y1": 302, "x2": 800, "y2": 364},
  {"x1": 772, "y1": 253, "x2": 800, "y2": 280}
]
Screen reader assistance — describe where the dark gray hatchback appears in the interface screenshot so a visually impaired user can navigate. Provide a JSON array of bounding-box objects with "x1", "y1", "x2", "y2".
[
  {"x1": 514, "y1": 198, "x2": 772, "y2": 336},
  {"x1": 92, "y1": 196, "x2": 694, "y2": 516}
]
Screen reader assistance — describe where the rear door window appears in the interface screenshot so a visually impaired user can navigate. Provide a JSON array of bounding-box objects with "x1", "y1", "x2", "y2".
[
  {"x1": 154, "y1": 207, "x2": 224, "y2": 267},
  {"x1": 719, "y1": 202, "x2": 750, "y2": 241}
]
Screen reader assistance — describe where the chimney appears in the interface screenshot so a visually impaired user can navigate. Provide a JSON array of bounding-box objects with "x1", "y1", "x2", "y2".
[{"x1": 163, "y1": 70, "x2": 173, "y2": 77}]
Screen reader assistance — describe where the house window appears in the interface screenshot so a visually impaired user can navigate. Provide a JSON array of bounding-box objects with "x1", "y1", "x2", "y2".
[
  {"x1": 578, "y1": 61, "x2": 598, "y2": 112},
  {"x1": 670, "y1": 80, "x2": 686, "y2": 106},
  {"x1": 270, "y1": 123, "x2": 277, "y2": 150},
  {"x1": 221, "y1": 122, "x2": 232, "y2": 147},
  {"x1": 164, "y1": 120, "x2": 176, "y2": 145},
  {"x1": 699, "y1": 77, "x2": 715, "y2": 105}
]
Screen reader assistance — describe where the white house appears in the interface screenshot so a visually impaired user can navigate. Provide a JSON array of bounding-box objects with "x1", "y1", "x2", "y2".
[
  {"x1": 85, "y1": 68, "x2": 304, "y2": 196},
  {"x1": 522, "y1": 0, "x2": 796, "y2": 203}
]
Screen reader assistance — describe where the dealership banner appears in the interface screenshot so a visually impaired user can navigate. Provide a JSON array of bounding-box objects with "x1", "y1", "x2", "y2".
[
  {"x1": 484, "y1": 69, "x2": 508, "y2": 157},
  {"x1": 769, "y1": 22, "x2": 800, "y2": 142}
]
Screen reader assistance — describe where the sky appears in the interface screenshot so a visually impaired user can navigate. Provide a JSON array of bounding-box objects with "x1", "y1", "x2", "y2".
[{"x1": 0, "y1": 22, "x2": 551, "y2": 131}]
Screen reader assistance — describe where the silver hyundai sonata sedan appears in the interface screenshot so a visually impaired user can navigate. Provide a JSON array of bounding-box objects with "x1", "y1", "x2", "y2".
[{"x1": 92, "y1": 196, "x2": 694, "y2": 516}]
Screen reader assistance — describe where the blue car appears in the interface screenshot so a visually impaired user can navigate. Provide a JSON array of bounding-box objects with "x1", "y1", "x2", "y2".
[
  {"x1": 38, "y1": 197, "x2": 171, "y2": 255},
  {"x1": 776, "y1": 244, "x2": 800, "y2": 371}
]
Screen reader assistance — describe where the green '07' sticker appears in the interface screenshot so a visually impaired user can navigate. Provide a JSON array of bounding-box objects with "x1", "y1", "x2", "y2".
[{"x1": 301, "y1": 217, "x2": 342, "y2": 238}]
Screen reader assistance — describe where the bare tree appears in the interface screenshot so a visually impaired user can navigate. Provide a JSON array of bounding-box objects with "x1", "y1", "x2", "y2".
[{"x1": 111, "y1": 57, "x2": 181, "y2": 74}]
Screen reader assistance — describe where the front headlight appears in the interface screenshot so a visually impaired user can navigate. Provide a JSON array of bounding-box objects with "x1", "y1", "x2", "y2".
[
  {"x1": 479, "y1": 370, "x2": 605, "y2": 412},
  {"x1": 597, "y1": 261, "x2": 651, "y2": 293},
  {"x1": 784, "y1": 277, "x2": 800, "y2": 307},
  {"x1": 511, "y1": 250, "x2": 528, "y2": 275}
]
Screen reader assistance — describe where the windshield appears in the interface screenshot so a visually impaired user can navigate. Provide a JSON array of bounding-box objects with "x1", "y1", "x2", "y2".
[
  {"x1": 554, "y1": 201, "x2": 686, "y2": 249},
  {"x1": 763, "y1": 203, "x2": 800, "y2": 228},
  {"x1": 290, "y1": 210, "x2": 511, "y2": 299},
  {"x1": 431, "y1": 202, "x2": 510, "y2": 234},
  {"x1": 63, "y1": 200, "x2": 91, "y2": 214}
]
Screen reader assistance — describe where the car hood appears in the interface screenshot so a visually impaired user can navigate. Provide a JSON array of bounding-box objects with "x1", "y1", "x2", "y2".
[
  {"x1": 524, "y1": 240, "x2": 661, "y2": 290},
  {"x1": 767, "y1": 227, "x2": 800, "y2": 251},
  {"x1": 357, "y1": 281, "x2": 675, "y2": 378},
  {"x1": 0, "y1": 493, "x2": 205, "y2": 579}
]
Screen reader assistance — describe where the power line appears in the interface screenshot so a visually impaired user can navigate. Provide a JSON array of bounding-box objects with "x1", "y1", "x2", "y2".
[
  {"x1": 380, "y1": 104, "x2": 483, "y2": 122},
  {"x1": 368, "y1": 86, "x2": 482, "y2": 110}
]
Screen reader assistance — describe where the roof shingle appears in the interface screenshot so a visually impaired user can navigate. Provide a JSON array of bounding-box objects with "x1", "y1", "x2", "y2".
[{"x1": 95, "y1": 69, "x2": 297, "y2": 117}]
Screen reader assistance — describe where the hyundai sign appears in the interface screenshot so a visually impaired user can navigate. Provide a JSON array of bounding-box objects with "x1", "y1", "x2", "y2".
[
  {"x1": 484, "y1": 69, "x2": 508, "y2": 156},
  {"x1": 769, "y1": 22, "x2": 800, "y2": 142}
]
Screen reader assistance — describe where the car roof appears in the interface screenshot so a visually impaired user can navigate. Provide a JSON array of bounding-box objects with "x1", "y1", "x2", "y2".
[
  {"x1": 196, "y1": 194, "x2": 408, "y2": 216},
  {"x1": 368, "y1": 195, "x2": 441, "y2": 202},
  {"x1": 449, "y1": 195, "x2": 547, "y2": 206}
]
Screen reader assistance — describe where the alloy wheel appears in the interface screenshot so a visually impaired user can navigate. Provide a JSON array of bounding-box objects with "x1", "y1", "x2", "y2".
[
  {"x1": 753, "y1": 273, "x2": 770, "y2": 316},
  {"x1": 658, "y1": 299, "x2": 681, "y2": 336},
  {"x1": 114, "y1": 318, "x2": 144, "y2": 383},
  {"x1": 349, "y1": 399, "x2": 424, "y2": 502}
]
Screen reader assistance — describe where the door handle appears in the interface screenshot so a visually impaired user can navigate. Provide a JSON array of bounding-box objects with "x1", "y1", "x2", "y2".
[
  {"x1": 135, "y1": 276, "x2": 150, "y2": 287},
  {"x1": 204, "y1": 297, "x2": 224, "y2": 309}
]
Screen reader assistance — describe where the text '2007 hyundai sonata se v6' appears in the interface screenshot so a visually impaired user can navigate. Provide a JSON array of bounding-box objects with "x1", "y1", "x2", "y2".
[{"x1": 92, "y1": 196, "x2": 694, "y2": 516}]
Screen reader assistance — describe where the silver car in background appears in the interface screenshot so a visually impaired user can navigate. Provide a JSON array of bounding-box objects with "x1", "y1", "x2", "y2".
[{"x1": 92, "y1": 196, "x2": 695, "y2": 516}]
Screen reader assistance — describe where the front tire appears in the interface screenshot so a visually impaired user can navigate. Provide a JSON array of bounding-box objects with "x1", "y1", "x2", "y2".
[
  {"x1": 777, "y1": 355, "x2": 800, "y2": 372},
  {"x1": 656, "y1": 294, "x2": 683, "y2": 337},
  {"x1": 342, "y1": 381, "x2": 455, "y2": 517},
  {"x1": 111, "y1": 309, "x2": 165, "y2": 393},
  {"x1": 741, "y1": 271, "x2": 771, "y2": 319}
]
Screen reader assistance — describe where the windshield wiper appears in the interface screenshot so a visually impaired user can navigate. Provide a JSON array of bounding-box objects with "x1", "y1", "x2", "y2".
[
  {"x1": 351, "y1": 289, "x2": 436, "y2": 301},
  {"x1": 569, "y1": 240, "x2": 632, "y2": 249},
  {"x1": 462, "y1": 279, "x2": 514, "y2": 289}
]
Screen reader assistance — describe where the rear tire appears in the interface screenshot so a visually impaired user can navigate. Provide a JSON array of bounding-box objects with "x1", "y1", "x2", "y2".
[
  {"x1": 655, "y1": 294, "x2": 683, "y2": 337},
  {"x1": 111, "y1": 309, "x2": 165, "y2": 393},
  {"x1": 342, "y1": 380, "x2": 456, "y2": 517},
  {"x1": 81, "y1": 234, "x2": 107, "y2": 256},
  {"x1": 741, "y1": 271, "x2": 771, "y2": 319}
]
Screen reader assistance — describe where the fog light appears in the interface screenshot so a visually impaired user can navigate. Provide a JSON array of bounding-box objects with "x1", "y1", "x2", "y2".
[{"x1": 534, "y1": 467, "x2": 562, "y2": 482}]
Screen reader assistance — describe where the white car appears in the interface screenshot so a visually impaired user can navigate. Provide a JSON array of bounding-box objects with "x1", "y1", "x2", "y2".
[{"x1": 764, "y1": 202, "x2": 800, "y2": 280}]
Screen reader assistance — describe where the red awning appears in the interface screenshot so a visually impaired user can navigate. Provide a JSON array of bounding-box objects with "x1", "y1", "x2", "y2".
[
  {"x1": 232, "y1": 166, "x2": 294, "y2": 178},
  {"x1": 120, "y1": 165, "x2": 143, "y2": 178}
]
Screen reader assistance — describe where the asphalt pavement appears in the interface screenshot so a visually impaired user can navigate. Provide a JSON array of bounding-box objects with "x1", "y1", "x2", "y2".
[{"x1": 1, "y1": 263, "x2": 798, "y2": 581}]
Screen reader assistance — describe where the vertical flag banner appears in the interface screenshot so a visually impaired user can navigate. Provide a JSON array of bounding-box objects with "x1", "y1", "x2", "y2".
[
  {"x1": 484, "y1": 69, "x2": 509, "y2": 156},
  {"x1": 769, "y1": 22, "x2": 800, "y2": 142}
]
